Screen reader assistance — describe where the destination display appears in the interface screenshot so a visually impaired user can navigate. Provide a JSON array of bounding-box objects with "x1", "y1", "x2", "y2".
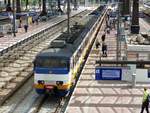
[{"x1": 95, "y1": 67, "x2": 122, "y2": 80}]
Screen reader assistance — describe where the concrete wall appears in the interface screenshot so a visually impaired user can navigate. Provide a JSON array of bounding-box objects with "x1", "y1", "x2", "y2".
[
  {"x1": 122, "y1": 68, "x2": 150, "y2": 83},
  {"x1": 136, "y1": 69, "x2": 150, "y2": 82}
]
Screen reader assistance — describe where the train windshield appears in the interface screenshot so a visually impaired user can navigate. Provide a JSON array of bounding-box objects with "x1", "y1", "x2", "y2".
[{"x1": 35, "y1": 57, "x2": 69, "y2": 69}]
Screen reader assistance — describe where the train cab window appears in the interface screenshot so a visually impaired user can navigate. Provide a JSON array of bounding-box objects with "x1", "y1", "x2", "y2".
[{"x1": 35, "y1": 57, "x2": 69, "y2": 69}]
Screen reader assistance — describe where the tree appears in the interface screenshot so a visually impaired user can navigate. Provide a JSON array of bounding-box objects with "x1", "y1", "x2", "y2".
[
  {"x1": 6, "y1": 0, "x2": 12, "y2": 11},
  {"x1": 16, "y1": 0, "x2": 21, "y2": 13},
  {"x1": 8, "y1": 0, "x2": 11, "y2": 6},
  {"x1": 57, "y1": 0, "x2": 63, "y2": 13},
  {"x1": 39, "y1": 0, "x2": 42, "y2": 10},
  {"x1": 121, "y1": 0, "x2": 130, "y2": 16},
  {"x1": 21, "y1": 0, "x2": 29, "y2": 10},
  {"x1": 25, "y1": 0, "x2": 29, "y2": 10},
  {"x1": 4, "y1": 0, "x2": 6, "y2": 4},
  {"x1": 40, "y1": 0, "x2": 47, "y2": 16}
]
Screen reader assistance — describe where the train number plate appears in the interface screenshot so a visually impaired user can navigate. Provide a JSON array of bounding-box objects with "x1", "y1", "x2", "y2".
[{"x1": 45, "y1": 86, "x2": 54, "y2": 89}]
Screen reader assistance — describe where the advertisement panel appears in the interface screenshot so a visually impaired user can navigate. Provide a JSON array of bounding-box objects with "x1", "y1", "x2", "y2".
[{"x1": 95, "y1": 67, "x2": 122, "y2": 80}]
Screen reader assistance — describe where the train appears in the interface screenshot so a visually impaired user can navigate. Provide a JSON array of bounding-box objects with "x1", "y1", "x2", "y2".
[{"x1": 33, "y1": 6, "x2": 106, "y2": 96}]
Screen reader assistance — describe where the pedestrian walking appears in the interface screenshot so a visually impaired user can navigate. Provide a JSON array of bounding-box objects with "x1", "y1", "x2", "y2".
[
  {"x1": 106, "y1": 27, "x2": 110, "y2": 34},
  {"x1": 102, "y1": 42, "x2": 107, "y2": 57},
  {"x1": 19, "y1": 17, "x2": 22, "y2": 28},
  {"x1": 96, "y1": 38, "x2": 100, "y2": 49},
  {"x1": 24, "y1": 24, "x2": 28, "y2": 32},
  {"x1": 35, "y1": 18, "x2": 39, "y2": 25},
  {"x1": 113, "y1": 19, "x2": 116, "y2": 29},
  {"x1": 140, "y1": 87, "x2": 149, "y2": 113},
  {"x1": 101, "y1": 34, "x2": 106, "y2": 42},
  {"x1": 32, "y1": 17, "x2": 35, "y2": 24}
]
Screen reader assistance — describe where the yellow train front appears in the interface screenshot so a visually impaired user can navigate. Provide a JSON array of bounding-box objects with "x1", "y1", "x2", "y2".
[
  {"x1": 33, "y1": 32, "x2": 90, "y2": 97},
  {"x1": 34, "y1": 45, "x2": 74, "y2": 96}
]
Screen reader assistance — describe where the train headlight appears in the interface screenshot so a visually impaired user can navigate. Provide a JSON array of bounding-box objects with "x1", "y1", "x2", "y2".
[
  {"x1": 38, "y1": 80, "x2": 45, "y2": 84},
  {"x1": 56, "y1": 81, "x2": 63, "y2": 85}
]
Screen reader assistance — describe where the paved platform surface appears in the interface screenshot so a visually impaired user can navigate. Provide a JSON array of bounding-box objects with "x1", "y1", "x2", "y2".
[
  {"x1": 139, "y1": 18, "x2": 150, "y2": 32},
  {"x1": 0, "y1": 6, "x2": 90, "y2": 54},
  {"x1": 65, "y1": 21, "x2": 150, "y2": 113}
]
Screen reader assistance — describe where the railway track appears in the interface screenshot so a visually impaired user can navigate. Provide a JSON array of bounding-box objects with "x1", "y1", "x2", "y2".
[
  {"x1": 0, "y1": 10, "x2": 93, "y2": 106},
  {"x1": 34, "y1": 7, "x2": 108, "y2": 113},
  {"x1": 0, "y1": 5, "x2": 108, "y2": 112},
  {"x1": 0, "y1": 9, "x2": 96, "y2": 113}
]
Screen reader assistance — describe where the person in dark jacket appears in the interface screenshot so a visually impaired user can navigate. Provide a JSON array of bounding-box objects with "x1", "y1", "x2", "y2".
[
  {"x1": 102, "y1": 43, "x2": 107, "y2": 57},
  {"x1": 24, "y1": 24, "x2": 28, "y2": 32},
  {"x1": 101, "y1": 34, "x2": 106, "y2": 42},
  {"x1": 96, "y1": 39, "x2": 100, "y2": 49}
]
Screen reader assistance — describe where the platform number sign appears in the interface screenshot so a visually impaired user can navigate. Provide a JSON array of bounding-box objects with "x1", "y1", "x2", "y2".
[{"x1": 95, "y1": 67, "x2": 122, "y2": 80}]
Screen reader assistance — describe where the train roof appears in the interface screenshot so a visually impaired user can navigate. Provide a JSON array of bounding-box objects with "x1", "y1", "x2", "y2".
[
  {"x1": 36, "y1": 45, "x2": 73, "y2": 59},
  {"x1": 36, "y1": 7, "x2": 102, "y2": 59},
  {"x1": 36, "y1": 28, "x2": 85, "y2": 59}
]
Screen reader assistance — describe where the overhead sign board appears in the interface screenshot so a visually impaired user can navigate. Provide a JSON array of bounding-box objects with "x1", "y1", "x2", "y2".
[{"x1": 95, "y1": 67, "x2": 122, "y2": 80}]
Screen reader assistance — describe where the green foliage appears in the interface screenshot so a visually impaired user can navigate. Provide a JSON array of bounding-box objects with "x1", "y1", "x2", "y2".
[{"x1": 21, "y1": 0, "x2": 38, "y2": 6}]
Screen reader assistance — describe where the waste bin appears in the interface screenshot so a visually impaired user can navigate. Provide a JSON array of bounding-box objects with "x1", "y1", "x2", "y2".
[{"x1": 132, "y1": 73, "x2": 136, "y2": 87}]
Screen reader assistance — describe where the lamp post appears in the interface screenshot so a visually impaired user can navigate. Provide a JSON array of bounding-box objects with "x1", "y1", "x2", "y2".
[
  {"x1": 12, "y1": 0, "x2": 16, "y2": 37},
  {"x1": 131, "y1": 0, "x2": 140, "y2": 34},
  {"x1": 67, "y1": 0, "x2": 70, "y2": 35},
  {"x1": 116, "y1": 0, "x2": 120, "y2": 61}
]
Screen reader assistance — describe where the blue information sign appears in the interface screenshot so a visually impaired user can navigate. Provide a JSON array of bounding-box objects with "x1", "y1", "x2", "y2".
[{"x1": 95, "y1": 67, "x2": 122, "y2": 80}]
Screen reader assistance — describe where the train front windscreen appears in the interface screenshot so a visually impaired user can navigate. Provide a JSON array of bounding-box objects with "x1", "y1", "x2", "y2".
[{"x1": 34, "y1": 57, "x2": 70, "y2": 74}]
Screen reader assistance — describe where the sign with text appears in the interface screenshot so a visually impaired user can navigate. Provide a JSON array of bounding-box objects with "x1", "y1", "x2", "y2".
[{"x1": 95, "y1": 67, "x2": 122, "y2": 80}]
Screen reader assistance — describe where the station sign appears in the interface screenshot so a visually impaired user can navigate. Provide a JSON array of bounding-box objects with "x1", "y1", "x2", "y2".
[{"x1": 95, "y1": 67, "x2": 122, "y2": 80}]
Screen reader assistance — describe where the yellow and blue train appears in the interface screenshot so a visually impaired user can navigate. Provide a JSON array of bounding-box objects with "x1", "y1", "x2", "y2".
[{"x1": 33, "y1": 6, "x2": 106, "y2": 96}]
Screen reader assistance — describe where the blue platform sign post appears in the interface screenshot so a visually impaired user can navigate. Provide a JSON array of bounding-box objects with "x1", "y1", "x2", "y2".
[{"x1": 95, "y1": 67, "x2": 122, "y2": 80}]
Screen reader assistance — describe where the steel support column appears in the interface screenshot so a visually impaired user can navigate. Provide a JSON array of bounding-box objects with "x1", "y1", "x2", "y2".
[
  {"x1": 131, "y1": 0, "x2": 140, "y2": 34},
  {"x1": 67, "y1": 0, "x2": 71, "y2": 35},
  {"x1": 12, "y1": 0, "x2": 16, "y2": 37}
]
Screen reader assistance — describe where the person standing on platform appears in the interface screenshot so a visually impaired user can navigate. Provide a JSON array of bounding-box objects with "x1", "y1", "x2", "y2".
[{"x1": 140, "y1": 87, "x2": 149, "y2": 113}]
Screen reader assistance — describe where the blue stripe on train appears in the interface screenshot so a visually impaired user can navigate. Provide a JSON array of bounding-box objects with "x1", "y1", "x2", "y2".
[{"x1": 34, "y1": 67, "x2": 69, "y2": 74}]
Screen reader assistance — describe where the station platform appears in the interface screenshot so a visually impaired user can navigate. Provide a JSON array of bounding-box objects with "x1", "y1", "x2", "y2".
[
  {"x1": 140, "y1": 18, "x2": 150, "y2": 32},
  {"x1": 65, "y1": 23, "x2": 150, "y2": 113},
  {"x1": 0, "y1": 6, "x2": 91, "y2": 55}
]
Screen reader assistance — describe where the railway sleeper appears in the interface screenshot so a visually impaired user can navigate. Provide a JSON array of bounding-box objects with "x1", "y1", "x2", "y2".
[
  {"x1": 0, "y1": 82, "x2": 6, "y2": 89},
  {"x1": 1, "y1": 64, "x2": 31, "y2": 89},
  {"x1": 1, "y1": 55, "x2": 23, "y2": 67}
]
